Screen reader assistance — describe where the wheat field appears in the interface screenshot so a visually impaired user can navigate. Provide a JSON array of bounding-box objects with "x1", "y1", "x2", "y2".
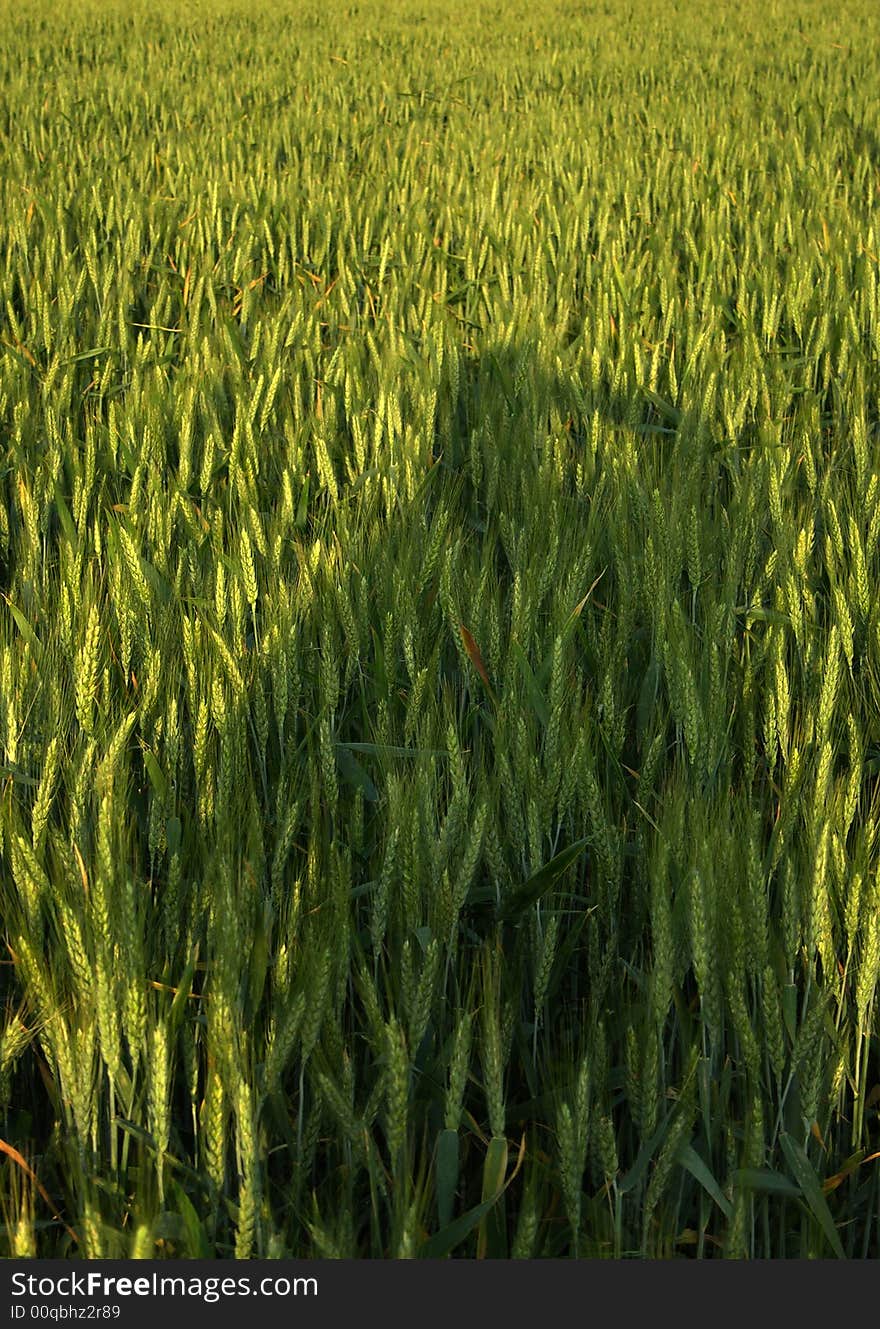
[{"x1": 1, "y1": 0, "x2": 879, "y2": 1258}]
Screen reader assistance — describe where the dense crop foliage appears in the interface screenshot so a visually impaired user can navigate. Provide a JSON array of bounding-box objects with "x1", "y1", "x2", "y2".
[{"x1": 1, "y1": 0, "x2": 880, "y2": 1259}]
